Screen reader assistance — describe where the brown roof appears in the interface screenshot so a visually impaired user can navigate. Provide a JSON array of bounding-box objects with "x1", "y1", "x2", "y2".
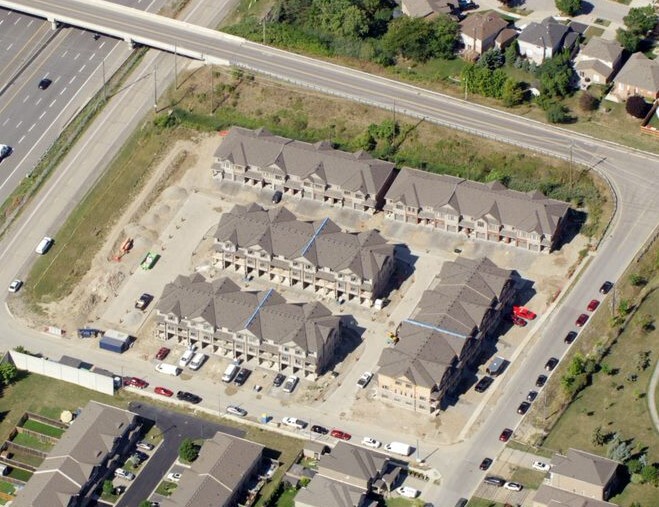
[
  {"x1": 318, "y1": 441, "x2": 390, "y2": 486},
  {"x1": 578, "y1": 37, "x2": 623, "y2": 65},
  {"x1": 534, "y1": 484, "x2": 619, "y2": 507},
  {"x1": 295, "y1": 475, "x2": 365, "y2": 507},
  {"x1": 551, "y1": 449, "x2": 619, "y2": 487},
  {"x1": 460, "y1": 12, "x2": 508, "y2": 41},
  {"x1": 615, "y1": 52, "x2": 659, "y2": 92}
]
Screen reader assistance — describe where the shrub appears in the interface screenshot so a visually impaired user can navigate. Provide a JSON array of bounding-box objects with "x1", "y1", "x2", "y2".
[
  {"x1": 546, "y1": 103, "x2": 570, "y2": 123},
  {"x1": 626, "y1": 95, "x2": 650, "y2": 119},
  {"x1": 555, "y1": 0, "x2": 582, "y2": 16},
  {"x1": 579, "y1": 92, "x2": 598, "y2": 112},
  {"x1": 179, "y1": 438, "x2": 200, "y2": 462}
]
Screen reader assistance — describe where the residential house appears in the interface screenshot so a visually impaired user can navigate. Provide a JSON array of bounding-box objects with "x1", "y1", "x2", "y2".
[
  {"x1": 14, "y1": 402, "x2": 141, "y2": 507},
  {"x1": 518, "y1": 17, "x2": 578, "y2": 65},
  {"x1": 295, "y1": 442, "x2": 403, "y2": 507},
  {"x1": 460, "y1": 12, "x2": 509, "y2": 55},
  {"x1": 399, "y1": 0, "x2": 458, "y2": 19},
  {"x1": 213, "y1": 204, "x2": 396, "y2": 306},
  {"x1": 533, "y1": 486, "x2": 619, "y2": 507},
  {"x1": 494, "y1": 28, "x2": 518, "y2": 50},
  {"x1": 155, "y1": 273, "x2": 345, "y2": 377},
  {"x1": 574, "y1": 37, "x2": 624, "y2": 88},
  {"x1": 383, "y1": 167, "x2": 570, "y2": 253},
  {"x1": 376, "y1": 257, "x2": 516, "y2": 414},
  {"x1": 614, "y1": 52, "x2": 659, "y2": 101},
  {"x1": 549, "y1": 448, "x2": 619, "y2": 500},
  {"x1": 212, "y1": 127, "x2": 396, "y2": 214},
  {"x1": 160, "y1": 432, "x2": 264, "y2": 507}
]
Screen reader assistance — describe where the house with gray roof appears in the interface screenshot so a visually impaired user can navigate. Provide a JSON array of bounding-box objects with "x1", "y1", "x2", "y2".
[
  {"x1": 533, "y1": 485, "x2": 619, "y2": 507},
  {"x1": 212, "y1": 127, "x2": 396, "y2": 214},
  {"x1": 399, "y1": 0, "x2": 458, "y2": 19},
  {"x1": 517, "y1": 17, "x2": 577, "y2": 65},
  {"x1": 460, "y1": 12, "x2": 510, "y2": 55},
  {"x1": 13, "y1": 402, "x2": 140, "y2": 507},
  {"x1": 377, "y1": 257, "x2": 516, "y2": 413},
  {"x1": 614, "y1": 52, "x2": 659, "y2": 101},
  {"x1": 295, "y1": 442, "x2": 402, "y2": 507},
  {"x1": 574, "y1": 37, "x2": 624, "y2": 88},
  {"x1": 160, "y1": 432, "x2": 264, "y2": 507},
  {"x1": 548, "y1": 448, "x2": 620, "y2": 501},
  {"x1": 155, "y1": 273, "x2": 345, "y2": 377},
  {"x1": 383, "y1": 167, "x2": 570, "y2": 253},
  {"x1": 213, "y1": 204, "x2": 396, "y2": 306}
]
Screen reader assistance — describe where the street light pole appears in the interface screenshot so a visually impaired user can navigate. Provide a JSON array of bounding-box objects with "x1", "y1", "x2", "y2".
[{"x1": 153, "y1": 63, "x2": 158, "y2": 111}]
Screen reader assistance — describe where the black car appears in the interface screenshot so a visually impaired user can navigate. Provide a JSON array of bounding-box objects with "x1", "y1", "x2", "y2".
[
  {"x1": 564, "y1": 331, "x2": 577, "y2": 344},
  {"x1": 479, "y1": 457, "x2": 493, "y2": 470},
  {"x1": 599, "y1": 281, "x2": 613, "y2": 294},
  {"x1": 483, "y1": 476, "x2": 505, "y2": 487},
  {"x1": 527, "y1": 390, "x2": 538, "y2": 402},
  {"x1": 545, "y1": 357, "x2": 559, "y2": 371},
  {"x1": 93, "y1": 32, "x2": 101, "y2": 40},
  {"x1": 459, "y1": 0, "x2": 479, "y2": 10},
  {"x1": 38, "y1": 78, "x2": 52, "y2": 90},
  {"x1": 133, "y1": 450, "x2": 149, "y2": 461},
  {"x1": 536, "y1": 374, "x2": 547, "y2": 387},
  {"x1": 474, "y1": 376, "x2": 493, "y2": 393},
  {"x1": 234, "y1": 368, "x2": 251, "y2": 386},
  {"x1": 311, "y1": 425, "x2": 329, "y2": 435},
  {"x1": 177, "y1": 391, "x2": 202, "y2": 404},
  {"x1": 517, "y1": 401, "x2": 531, "y2": 415},
  {"x1": 272, "y1": 190, "x2": 283, "y2": 204},
  {"x1": 135, "y1": 293, "x2": 154, "y2": 310},
  {"x1": 273, "y1": 373, "x2": 286, "y2": 387}
]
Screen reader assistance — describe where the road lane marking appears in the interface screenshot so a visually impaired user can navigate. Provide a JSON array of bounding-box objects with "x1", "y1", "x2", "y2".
[
  {"x1": 69, "y1": 76, "x2": 76, "y2": 84},
  {"x1": 36, "y1": 97, "x2": 42, "y2": 106},
  {"x1": 78, "y1": 64, "x2": 86, "y2": 73},
  {"x1": 22, "y1": 95, "x2": 29, "y2": 103},
  {"x1": 0, "y1": 20, "x2": 3, "y2": 26},
  {"x1": 39, "y1": 111, "x2": 46, "y2": 120},
  {"x1": 99, "y1": 42, "x2": 105, "y2": 49},
  {"x1": 54, "y1": 76, "x2": 61, "y2": 83},
  {"x1": 74, "y1": 52, "x2": 80, "y2": 60},
  {"x1": 1, "y1": 119, "x2": 8, "y2": 127},
  {"x1": 61, "y1": 50, "x2": 68, "y2": 58},
  {"x1": 89, "y1": 52, "x2": 96, "y2": 60},
  {"x1": 6, "y1": 43, "x2": 13, "y2": 51},
  {"x1": 49, "y1": 99, "x2": 56, "y2": 108},
  {"x1": 28, "y1": 123, "x2": 35, "y2": 132},
  {"x1": 13, "y1": 17, "x2": 19, "y2": 25},
  {"x1": 18, "y1": 135, "x2": 24, "y2": 144},
  {"x1": 15, "y1": 121, "x2": 22, "y2": 129},
  {"x1": 27, "y1": 19, "x2": 33, "y2": 27},
  {"x1": 59, "y1": 87, "x2": 67, "y2": 95}
]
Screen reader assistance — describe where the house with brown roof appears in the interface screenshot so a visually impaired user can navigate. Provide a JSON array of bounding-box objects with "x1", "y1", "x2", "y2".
[
  {"x1": 460, "y1": 12, "x2": 509, "y2": 55},
  {"x1": 212, "y1": 127, "x2": 396, "y2": 214},
  {"x1": 614, "y1": 52, "x2": 659, "y2": 101},
  {"x1": 155, "y1": 273, "x2": 345, "y2": 377},
  {"x1": 548, "y1": 448, "x2": 620, "y2": 500},
  {"x1": 533, "y1": 485, "x2": 619, "y2": 507},
  {"x1": 295, "y1": 442, "x2": 402, "y2": 507},
  {"x1": 517, "y1": 17, "x2": 578, "y2": 65},
  {"x1": 160, "y1": 432, "x2": 264, "y2": 507},
  {"x1": 376, "y1": 257, "x2": 516, "y2": 414},
  {"x1": 574, "y1": 37, "x2": 624, "y2": 88},
  {"x1": 13, "y1": 402, "x2": 141, "y2": 507},
  {"x1": 399, "y1": 0, "x2": 458, "y2": 19},
  {"x1": 383, "y1": 167, "x2": 570, "y2": 253},
  {"x1": 213, "y1": 204, "x2": 396, "y2": 306}
]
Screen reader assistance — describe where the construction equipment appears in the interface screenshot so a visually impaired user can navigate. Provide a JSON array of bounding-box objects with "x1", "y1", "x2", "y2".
[{"x1": 112, "y1": 237, "x2": 134, "y2": 262}]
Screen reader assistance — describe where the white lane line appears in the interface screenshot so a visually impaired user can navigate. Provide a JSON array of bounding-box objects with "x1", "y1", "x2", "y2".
[
  {"x1": 22, "y1": 95, "x2": 29, "y2": 103},
  {"x1": 15, "y1": 121, "x2": 22, "y2": 129},
  {"x1": 68, "y1": 76, "x2": 76, "y2": 84},
  {"x1": 54, "y1": 76, "x2": 61, "y2": 83},
  {"x1": 61, "y1": 50, "x2": 68, "y2": 58},
  {"x1": 78, "y1": 64, "x2": 86, "y2": 73},
  {"x1": 28, "y1": 123, "x2": 35, "y2": 133},
  {"x1": 99, "y1": 42, "x2": 105, "y2": 49},
  {"x1": 13, "y1": 17, "x2": 19, "y2": 25},
  {"x1": 27, "y1": 19, "x2": 33, "y2": 27},
  {"x1": 59, "y1": 87, "x2": 67, "y2": 96},
  {"x1": 6, "y1": 43, "x2": 13, "y2": 51},
  {"x1": 35, "y1": 97, "x2": 42, "y2": 106},
  {"x1": 18, "y1": 135, "x2": 24, "y2": 144},
  {"x1": 1, "y1": 118, "x2": 8, "y2": 127},
  {"x1": 0, "y1": 20, "x2": 4, "y2": 26},
  {"x1": 39, "y1": 111, "x2": 46, "y2": 120},
  {"x1": 89, "y1": 52, "x2": 96, "y2": 61},
  {"x1": 49, "y1": 99, "x2": 56, "y2": 108},
  {"x1": 74, "y1": 52, "x2": 80, "y2": 60}
]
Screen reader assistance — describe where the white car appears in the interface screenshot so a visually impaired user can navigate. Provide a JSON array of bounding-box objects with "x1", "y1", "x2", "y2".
[
  {"x1": 532, "y1": 461, "x2": 551, "y2": 472},
  {"x1": 356, "y1": 372, "x2": 373, "y2": 388},
  {"x1": 8, "y1": 280, "x2": 23, "y2": 293},
  {"x1": 396, "y1": 486, "x2": 419, "y2": 498},
  {"x1": 136, "y1": 441, "x2": 154, "y2": 451},
  {"x1": 281, "y1": 417, "x2": 307, "y2": 429},
  {"x1": 504, "y1": 481, "x2": 523, "y2": 491},
  {"x1": 114, "y1": 468, "x2": 135, "y2": 480},
  {"x1": 361, "y1": 437, "x2": 381, "y2": 448},
  {"x1": 226, "y1": 405, "x2": 247, "y2": 417},
  {"x1": 264, "y1": 459, "x2": 278, "y2": 479},
  {"x1": 167, "y1": 472, "x2": 182, "y2": 482}
]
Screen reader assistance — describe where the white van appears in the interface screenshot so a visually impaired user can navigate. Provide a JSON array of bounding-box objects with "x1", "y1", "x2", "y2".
[
  {"x1": 189, "y1": 352, "x2": 206, "y2": 371},
  {"x1": 155, "y1": 363, "x2": 180, "y2": 376},
  {"x1": 384, "y1": 441, "x2": 412, "y2": 456},
  {"x1": 222, "y1": 363, "x2": 240, "y2": 383},
  {"x1": 178, "y1": 347, "x2": 196, "y2": 368},
  {"x1": 35, "y1": 236, "x2": 54, "y2": 255}
]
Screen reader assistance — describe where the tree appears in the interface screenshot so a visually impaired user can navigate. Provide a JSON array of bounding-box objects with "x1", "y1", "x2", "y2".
[
  {"x1": 592, "y1": 426, "x2": 605, "y2": 446},
  {"x1": 616, "y1": 28, "x2": 642, "y2": 53},
  {"x1": 579, "y1": 92, "x2": 598, "y2": 112},
  {"x1": 626, "y1": 95, "x2": 651, "y2": 119},
  {"x1": 538, "y1": 51, "x2": 575, "y2": 98},
  {"x1": 102, "y1": 480, "x2": 114, "y2": 496},
  {"x1": 641, "y1": 464, "x2": 659, "y2": 485},
  {"x1": 0, "y1": 363, "x2": 17, "y2": 385},
  {"x1": 478, "y1": 48, "x2": 505, "y2": 70},
  {"x1": 607, "y1": 438, "x2": 633, "y2": 462},
  {"x1": 381, "y1": 16, "x2": 436, "y2": 62},
  {"x1": 430, "y1": 15, "x2": 459, "y2": 59},
  {"x1": 555, "y1": 0, "x2": 581, "y2": 16},
  {"x1": 629, "y1": 273, "x2": 647, "y2": 286},
  {"x1": 627, "y1": 458, "x2": 643, "y2": 474},
  {"x1": 546, "y1": 103, "x2": 570, "y2": 123},
  {"x1": 634, "y1": 351, "x2": 651, "y2": 372},
  {"x1": 501, "y1": 78, "x2": 524, "y2": 106},
  {"x1": 138, "y1": 502, "x2": 153, "y2": 507},
  {"x1": 623, "y1": 6, "x2": 658, "y2": 35},
  {"x1": 504, "y1": 41, "x2": 518, "y2": 65},
  {"x1": 179, "y1": 438, "x2": 200, "y2": 462}
]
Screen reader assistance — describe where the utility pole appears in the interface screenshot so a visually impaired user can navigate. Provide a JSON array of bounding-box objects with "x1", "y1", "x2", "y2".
[
  {"x1": 174, "y1": 43, "x2": 178, "y2": 89},
  {"x1": 153, "y1": 63, "x2": 158, "y2": 111},
  {"x1": 393, "y1": 99, "x2": 396, "y2": 125},
  {"x1": 262, "y1": 18, "x2": 266, "y2": 45},
  {"x1": 569, "y1": 140, "x2": 574, "y2": 188},
  {"x1": 210, "y1": 65, "x2": 214, "y2": 114},
  {"x1": 101, "y1": 58, "x2": 107, "y2": 102}
]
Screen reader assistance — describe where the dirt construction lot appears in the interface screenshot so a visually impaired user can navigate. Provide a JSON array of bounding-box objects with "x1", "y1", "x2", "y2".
[{"x1": 12, "y1": 132, "x2": 588, "y2": 443}]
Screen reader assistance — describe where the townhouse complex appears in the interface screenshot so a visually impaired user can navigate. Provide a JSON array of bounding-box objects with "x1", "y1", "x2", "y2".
[
  {"x1": 213, "y1": 204, "x2": 396, "y2": 306},
  {"x1": 376, "y1": 257, "x2": 516, "y2": 413},
  {"x1": 155, "y1": 273, "x2": 345, "y2": 377}
]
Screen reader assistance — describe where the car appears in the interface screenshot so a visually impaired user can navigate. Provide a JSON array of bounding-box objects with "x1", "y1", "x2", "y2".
[
  {"x1": 155, "y1": 347, "x2": 170, "y2": 360},
  {"x1": 564, "y1": 331, "x2": 577, "y2": 344},
  {"x1": 527, "y1": 390, "x2": 538, "y2": 402},
  {"x1": 459, "y1": 0, "x2": 479, "y2": 10},
  {"x1": 599, "y1": 281, "x2": 613, "y2": 294},
  {"x1": 114, "y1": 468, "x2": 135, "y2": 480},
  {"x1": 330, "y1": 429, "x2": 352, "y2": 440},
  {"x1": 517, "y1": 401, "x2": 531, "y2": 414},
  {"x1": 93, "y1": 32, "x2": 101, "y2": 40},
  {"x1": 361, "y1": 437, "x2": 381, "y2": 448},
  {"x1": 479, "y1": 457, "x2": 493, "y2": 470},
  {"x1": 8, "y1": 279, "x2": 23, "y2": 293},
  {"x1": 154, "y1": 386, "x2": 173, "y2": 397},
  {"x1": 396, "y1": 486, "x2": 420, "y2": 498},
  {"x1": 587, "y1": 299, "x2": 600, "y2": 312},
  {"x1": 455, "y1": 499, "x2": 468, "y2": 507},
  {"x1": 135, "y1": 293, "x2": 154, "y2": 310},
  {"x1": 129, "y1": 452, "x2": 143, "y2": 465},
  {"x1": 176, "y1": 391, "x2": 202, "y2": 404},
  {"x1": 576, "y1": 313, "x2": 589, "y2": 327},
  {"x1": 474, "y1": 376, "x2": 493, "y2": 393},
  {"x1": 226, "y1": 405, "x2": 247, "y2": 417},
  {"x1": 167, "y1": 472, "x2": 182, "y2": 482},
  {"x1": 499, "y1": 428, "x2": 512, "y2": 442},
  {"x1": 535, "y1": 374, "x2": 547, "y2": 387},
  {"x1": 532, "y1": 461, "x2": 551, "y2": 472},
  {"x1": 282, "y1": 375, "x2": 299, "y2": 393},
  {"x1": 272, "y1": 190, "x2": 283, "y2": 204},
  {"x1": 273, "y1": 373, "x2": 286, "y2": 387},
  {"x1": 483, "y1": 476, "x2": 505, "y2": 487},
  {"x1": 511, "y1": 314, "x2": 527, "y2": 327},
  {"x1": 133, "y1": 450, "x2": 149, "y2": 461},
  {"x1": 0, "y1": 144, "x2": 12, "y2": 161},
  {"x1": 545, "y1": 357, "x2": 559, "y2": 371},
  {"x1": 124, "y1": 377, "x2": 148, "y2": 389},
  {"x1": 504, "y1": 481, "x2": 523, "y2": 491},
  {"x1": 311, "y1": 425, "x2": 328, "y2": 435},
  {"x1": 136, "y1": 441, "x2": 154, "y2": 451},
  {"x1": 38, "y1": 78, "x2": 52, "y2": 90},
  {"x1": 357, "y1": 371, "x2": 373, "y2": 388},
  {"x1": 513, "y1": 306, "x2": 536, "y2": 320},
  {"x1": 263, "y1": 459, "x2": 278, "y2": 479},
  {"x1": 234, "y1": 368, "x2": 251, "y2": 386},
  {"x1": 281, "y1": 417, "x2": 307, "y2": 429}
]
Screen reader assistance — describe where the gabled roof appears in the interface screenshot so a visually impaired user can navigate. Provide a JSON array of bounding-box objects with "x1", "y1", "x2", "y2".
[
  {"x1": 295, "y1": 475, "x2": 365, "y2": 507},
  {"x1": 318, "y1": 442, "x2": 390, "y2": 485},
  {"x1": 534, "y1": 484, "x2": 618, "y2": 507},
  {"x1": 460, "y1": 12, "x2": 508, "y2": 41},
  {"x1": 518, "y1": 17, "x2": 571, "y2": 49},
  {"x1": 214, "y1": 204, "x2": 394, "y2": 281},
  {"x1": 578, "y1": 37, "x2": 623, "y2": 65},
  {"x1": 215, "y1": 127, "x2": 395, "y2": 196},
  {"x1": 575, "y1": 59, "x2": 614, "y2": 77},
  {"x1": 401, "y1": 0, "x2": 456, "y2": 18},
  {"x1": 551, "y1": 448, "x2": 619, "y2": 487},
  {"x1": 385, "y1": 167, "x2": 569, "y2": 236},
  {"x1": 615, "y1": 52, "x2": 659, "y2": 92}
]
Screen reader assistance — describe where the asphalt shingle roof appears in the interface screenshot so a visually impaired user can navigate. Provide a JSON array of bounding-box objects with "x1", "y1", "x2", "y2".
[
  {"x1": 615, "y1": 52, "x2": 659, "y2": 93},
  {"x1": 551, "y1": 448, "x2": 619, "y2": 487},
  {"x1": 518, "y1": 17, "x2": 570, "y2": 50}
]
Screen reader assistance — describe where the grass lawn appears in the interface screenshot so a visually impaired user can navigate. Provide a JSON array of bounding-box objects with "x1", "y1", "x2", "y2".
[
  {"x1": 8, "y1": 468, "x2": 32, "y2": 482},
  {"x1": 7, "y1": 451, "x2": 43, "y2": 468},
  {"x1": 155, "y1": 480, "x2": 178, "y2": 496},
  {"x1": 11, "y1": 433, "x2": 53, "y2": 452},
  {"x1": 386, "y1": 498, "x2": 426, "y2": 507},
  {"x1": 0, "y1": 482, "x2": 15, "y2": 495},
  {"x1": 593, "y1": 18, "x2": 611, "y2": 27},
  {"x1": 467, "y1": 499, "x2": 507, "y2": 507},
  {"x1": 21, "y1": 419, "x2": 65, "y2": 438},
  {"x1": 583, "y1": 26, "x2": 605, "y2": 41},
  {"x1": 275, "y1": 486, "x2": 298, "y2": 507},
  {"x1": 509, "y1": 467, "x2": 546, "y2": 489}
]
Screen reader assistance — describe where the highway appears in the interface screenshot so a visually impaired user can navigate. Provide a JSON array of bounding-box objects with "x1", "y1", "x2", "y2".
[{"x1": 0, "y1": 0, "x2": 656, "y2": 505}]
